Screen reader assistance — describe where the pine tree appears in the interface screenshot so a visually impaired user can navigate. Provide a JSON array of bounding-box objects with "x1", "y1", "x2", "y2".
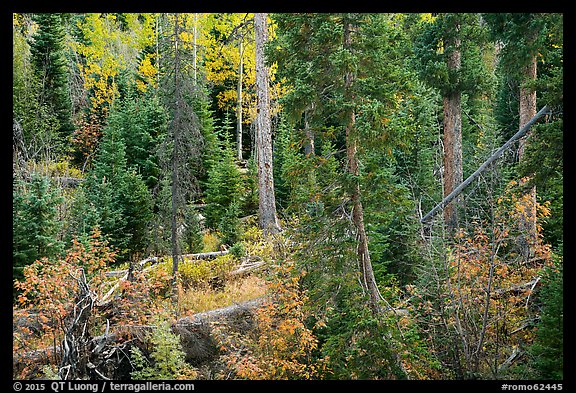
[
  {"x1": 271, "y1": 13, "x2": 415, "y2": 377},
  {"x1": 13, "y1": 173, "x2": 64, "y2": 283},
  {"x1": 29, "y1": 13, "x2": 74, "y2": 140},
  {"x1": 158, "y1": 13, "x2": 205, "y2": 279},
  {"x1": 486, "y1": 13, "x2": 563, "y2": 247},
  {"x1": 204, "y1": 118, "x2": 243, "y2": 245},
  {"x1": 80, "y1": 123, "x2": 153, "y2": 262},
  {"x1": 413, "y1": 13, "x2": 491, "y2": 234}
]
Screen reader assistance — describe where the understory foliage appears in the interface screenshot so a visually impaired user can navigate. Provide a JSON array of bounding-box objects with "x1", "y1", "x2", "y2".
[
  {"x1": 219, "y1": 258, "x2": 327, "y2": 379},
  {"x1": 526, "y1": 253, "x2": 563, "y2": 379},
  {"x1": 13, "y1": 228, "x2": 114, "y2": 378},
  {"x1": 130, "y1": 317, "x2": 197, "y2": 380},
  {"x1": 409, "y1": 179, "x2": 554, "y2": 379}
]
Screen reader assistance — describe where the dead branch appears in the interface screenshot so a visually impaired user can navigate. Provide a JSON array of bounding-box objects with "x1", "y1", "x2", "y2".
[
  {"x1": 498, "y1": 346, "x2": 523, "y2": 374},
  {"x1": 181, "y1": 250, "x2": 230, "y2": 260},
  {"x1": 104, "y1": 257, "x2": 159, "y2": 278},
  {"x1": 421, "y1": 105, "x2": 551, "y2": 224},
  {"x1": 226, "y1": 256, "x2": 266, "y2": 278},
  {"x1": 491, "y1": 278, "x2": 541, "y2": 297}
]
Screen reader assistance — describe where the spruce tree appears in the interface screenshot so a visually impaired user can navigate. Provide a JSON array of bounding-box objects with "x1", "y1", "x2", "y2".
[
  {"x1": 271, "y1": 12, "x2": 415, "y2": 376},
  {"x1": 13, "y1": 174, "x2": 64, "y2": 283},
  {"x1": 204, "y1": 118, "x2": 243, "y2": 245},
  {"x1": 29, "y1": 13, "x2": 74, "y2": 140},
  {"x1": 79, "y1": 123, "x2": 153, "y2": 262},
  {"x1": 413, "y1": 13, "x2": 492, "y2": 233}
]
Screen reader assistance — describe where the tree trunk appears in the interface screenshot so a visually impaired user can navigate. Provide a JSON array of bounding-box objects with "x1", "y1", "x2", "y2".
[
  {"x1": 236, "y1": 38, "x2": 244, "y2": 161},
  {"x1": 442, "y1": 29, "x2": 463, "y2": 235},
  {"x1": 171, "y1": 14, "x2": 182, "y2": 283},
  {"x1": 254, "y1": 13, "x2": 281, "y2": 236},
  {"x1": 518, "y1": 56, "x2": 537, "y2": 161},
  {"x1": 303, "y1": 105, "x2": 315, "y2": 157},
  {"x1": 517, "y1": 54, "x2": 538, "y2": 261},
  {"x1": 193, "y1": 13, "x2": 198, "y2": 84},
  {"x1": 343, "y1": 19, "x2": 383, "y2": 315},
  {"x1": 420, "y1": 105, "x2": 550, "y2": 224}
]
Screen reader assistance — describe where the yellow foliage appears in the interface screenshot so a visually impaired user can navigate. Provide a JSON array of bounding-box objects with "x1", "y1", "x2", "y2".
[
  {"x1": 202, "y1": 13, "x2": 285, "y2": 121},
  {"x1": 202, "y1": 231, "x2": 221, "y2": 253},
  {"x1": 178, "y1": 275, "x2": 267, "y2": 315},
  {"x1": 136, "y1": 53, "x2": 158, "y2": 92},
  {"x1": 74, "y1": 13, "x2": 157, "y2": 112}
]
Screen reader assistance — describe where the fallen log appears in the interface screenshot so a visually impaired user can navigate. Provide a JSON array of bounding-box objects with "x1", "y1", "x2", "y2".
[
  {"x1": 182, "y1": 250, "x2": 230, "y2": 260},
  {"x1": 177, "y1": 297, "x2": 266, "y2": 327},
  {"x1": 104, "y1": 252, "x2": 231, "y2": 279},
  {"x1": 226, "y1": 256, "x2": 266, "y2": 278},
  {"x1": 13, "y1": 297, "x2": 267, "y2": 378}
]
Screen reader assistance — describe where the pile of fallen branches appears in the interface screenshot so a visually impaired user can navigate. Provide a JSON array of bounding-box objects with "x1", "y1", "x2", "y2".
[{"x1": 13, "y1": 251, "x2": 267, "y2": 379}]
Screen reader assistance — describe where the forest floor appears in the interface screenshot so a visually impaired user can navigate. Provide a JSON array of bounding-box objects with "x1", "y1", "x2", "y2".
[{"x1": 13, "y1": 225, "x2": 275, "y2": 379}]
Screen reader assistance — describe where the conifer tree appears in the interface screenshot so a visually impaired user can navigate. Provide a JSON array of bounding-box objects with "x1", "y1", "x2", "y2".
[
  {"x1": 204, "y1": 117, "x2": 243, "y2": 245},
  {"x1": 528, "y1": 254, "x2": 563, "y2": 379},
  {"x1": 79, "y1": 123, "x2": 153, "y2": 262},
  {"x1": 158, "y1": 13, "x2": 204, "y2": 278},
  {"x1": 485, "y1": 13, "x2": 563, "y2": 250},
  {"x1": 413, "y1": 13, "x2": 491, "y2": 234},
  {"x1": 29, "y1": 13, "x2": 74, "y2": 140},
  {"x1": 108, "y1": 85, "x2": 168, "y2": 191},
  {"x1": 13, "y1": 173, "x2": 65, "y2": 283},
  {"x1": 278, "y1": 13, "x2": 414, "y2": 312},
  {"x1": 13, "y1": 14, "x2": 60, "y2": 167}
]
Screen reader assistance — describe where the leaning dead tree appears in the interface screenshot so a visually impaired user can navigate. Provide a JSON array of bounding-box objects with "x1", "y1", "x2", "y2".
[{"x1": 420, "y1": 105, "x2": 550, "y2": 225}]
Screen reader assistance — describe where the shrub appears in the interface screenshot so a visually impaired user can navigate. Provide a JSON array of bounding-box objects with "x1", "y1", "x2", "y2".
[{"x1": 130, "y1": 317, "x2": 197, "y2": 380}]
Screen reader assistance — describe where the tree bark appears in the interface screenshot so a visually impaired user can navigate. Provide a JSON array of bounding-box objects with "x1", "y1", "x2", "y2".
[
  {"x1": 254, "y1": 13, "x2": 281, "y2": 236},
  {"x1": 236, "y1": 35, "x2": 244, "y2": 162},
  {"x1": 442, "y1": 28, "x2": 463, "y2": 235},
  {"x1": 343, "y1": 19, "x2": 383, "y2": 315},
  {"x1": 303, "y1": 106, "x2": 315, "y2": 157},
  {"x1": 518, "y1": 57, "x2": 537, "y2": 161},
  {"x1": 236, "y1": 38, "x2": 244, "y2": 161},
  {"x1": 171, "y1": 13, "x2": 182, "y2": 282},
  {"x1": 193, "y1": 13, "x2": 198, "y2": 84},
  {"x1": 517, "y1": 54, "x2": 538, "y2": 261}
]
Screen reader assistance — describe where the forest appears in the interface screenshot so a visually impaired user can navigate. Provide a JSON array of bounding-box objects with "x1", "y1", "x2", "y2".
[{"x1": 12, "y1": 13, "x2": 563, "y2": 381}]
